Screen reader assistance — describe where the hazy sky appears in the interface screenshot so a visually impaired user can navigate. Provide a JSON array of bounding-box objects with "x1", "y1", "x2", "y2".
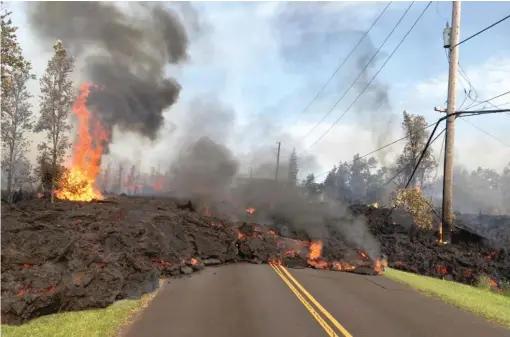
[{"x1": 7, "y1": 1, "x2": 510, "y2": 178}]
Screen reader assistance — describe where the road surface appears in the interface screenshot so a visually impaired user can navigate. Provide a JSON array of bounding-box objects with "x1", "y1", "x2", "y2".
[{"x1": 123, "y1": 264, "x2": 508, "y2": 337}]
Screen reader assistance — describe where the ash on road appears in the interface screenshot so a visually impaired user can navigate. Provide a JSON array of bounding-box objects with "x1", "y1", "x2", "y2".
[{"x1": 124, "y1": 264, "x2": 508, "y2": 337}]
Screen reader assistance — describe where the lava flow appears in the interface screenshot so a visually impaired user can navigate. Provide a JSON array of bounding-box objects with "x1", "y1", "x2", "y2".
[{"x1": 55, "y1": 83, "x2": 109, "y2": 202}]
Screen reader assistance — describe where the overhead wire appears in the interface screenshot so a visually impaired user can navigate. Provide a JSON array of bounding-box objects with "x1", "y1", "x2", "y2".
[
  {"x1": 353, "y1": 126, "x2": 446, "y2": 204},
  {"x1": 291, "y1": 2, "x2": 393, "y2": 126},
  {"x1": 453, "y1": 13, "x2": 510, "y2": 48},
  {"x1": 308, "y1": 2, "x2": 433, "y2": 148},
  {"x1": 297, "y1": 2, "x2": 416, "y2": 143},
  {"x1": 311, "y1": 121, "x2": 438, "y2": 179},
  {"x1": 459, "y1": 118, "x2": 510, "y2": 147}
]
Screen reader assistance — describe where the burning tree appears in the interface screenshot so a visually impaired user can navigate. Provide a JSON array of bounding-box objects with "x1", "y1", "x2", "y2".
[
  {"x1": 1, "y1": 9, "x2": 36, "y2": 201},
  {"x1": 34, "y1": 40, "x2": 75, "y2": 203},
  {"x1": 55, "y1": 83, "x2": 109, "y2": 201}
]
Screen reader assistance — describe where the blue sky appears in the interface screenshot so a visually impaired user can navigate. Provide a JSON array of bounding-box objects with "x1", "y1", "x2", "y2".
[{"x1": 8, "y1": 1, "x2": 510, "y2": 176}]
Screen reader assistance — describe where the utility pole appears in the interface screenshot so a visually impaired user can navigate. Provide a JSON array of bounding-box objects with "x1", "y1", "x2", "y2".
[
  {"x1": 442, "y1": 1, "x2": 461, "y2": 243},
  {"x1": 275, "y1": 141, "x2": 281, "y2": 182}
]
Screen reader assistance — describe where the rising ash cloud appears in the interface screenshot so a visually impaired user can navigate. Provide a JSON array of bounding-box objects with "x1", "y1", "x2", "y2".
[{"x1": 26, "y1": 2, "x2": 191, "y2": 151}]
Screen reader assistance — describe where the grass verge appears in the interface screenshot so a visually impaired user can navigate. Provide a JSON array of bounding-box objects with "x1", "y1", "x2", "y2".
[
  {"x1": 1, "y1": 280, "x2": 164, "y2": 337},
  {"x1": 384, "y1": 268, "x2": 510, "y2": 327}
]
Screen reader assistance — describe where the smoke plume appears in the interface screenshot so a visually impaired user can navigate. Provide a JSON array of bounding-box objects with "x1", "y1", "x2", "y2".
[{"x1": 26, "y1": 2, "x2": 190, "y2": 150}]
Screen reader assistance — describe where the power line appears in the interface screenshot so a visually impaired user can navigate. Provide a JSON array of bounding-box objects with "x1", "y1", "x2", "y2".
[
  {"x1": 308, "y1": 2, "x2": 432, "y2": 148},
  {"x1": 292, "y1": 2, "x2": 392, "y2": 126},
  {"x1": 465, "y1": 90, "x2": 510, "y2": 110},
  {"x1": 454, "y1": 13, "x2": 510, "y2": 48},
  {"x1": 459, "y1": 118, "x2": 510, "y2": 147},
  {"x1": 312, "y1": 122, "x2": 437, "y2": 179},
  {"x1": 353, "y1": 127, "x2": 446, "y2": 204},
  {"x1": 298, "y1": 2, "x2": 415, "y2": 143},
  {"x1": 313, "y1": 109, "x2": 508, "y2": 180}
]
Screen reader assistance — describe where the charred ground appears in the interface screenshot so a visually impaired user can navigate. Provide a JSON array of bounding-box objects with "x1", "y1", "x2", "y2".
[{"x1": 1, "y1": 196, "x2": 509, "y2": 325}]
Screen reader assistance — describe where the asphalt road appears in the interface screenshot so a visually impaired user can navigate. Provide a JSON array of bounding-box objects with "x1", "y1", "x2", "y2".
[{"x1": 123, "y1": 264, "x2": 509, "y2": 337}]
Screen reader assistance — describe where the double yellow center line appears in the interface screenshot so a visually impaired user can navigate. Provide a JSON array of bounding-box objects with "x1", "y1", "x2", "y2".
[{"x1": 269, "y1": 263, "x2": 353, "y2": 337}]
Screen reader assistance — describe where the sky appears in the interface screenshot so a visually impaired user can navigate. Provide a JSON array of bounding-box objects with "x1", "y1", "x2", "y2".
[{"x1": 6, "y1": 1, "x2": 510, "y2": 179}]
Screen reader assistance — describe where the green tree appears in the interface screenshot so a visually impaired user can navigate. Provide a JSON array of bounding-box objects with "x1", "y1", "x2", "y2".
[
  {"x1": 394, "y1": 111, "x2": 437, "y2": 188},
  {"x1": 288, "y1": 147, "x2": 299, "y2": 186},
  {"x1": 34, "y1": 40, "x2": 76, "y2": 203},
  {"x1": 1, "y1": 9, "x2": 36, "y2": 201}
]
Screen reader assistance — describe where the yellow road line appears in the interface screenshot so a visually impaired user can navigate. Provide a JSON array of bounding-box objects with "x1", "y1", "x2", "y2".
[
  {"x1": 269, "y1": 263, "x2": 340, "y2": 337},
  {"x1": 278, "y1": 265, "x2": 354, "y2": 337}
]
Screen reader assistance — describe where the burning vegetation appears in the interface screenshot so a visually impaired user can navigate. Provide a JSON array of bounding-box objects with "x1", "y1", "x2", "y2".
[{"x1": 55, "y1": 83, "x2": 108, "y2": 202}]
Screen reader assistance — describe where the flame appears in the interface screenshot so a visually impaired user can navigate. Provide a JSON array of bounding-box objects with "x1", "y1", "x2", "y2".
[
  {"x1": 55, "y1": 83, "x2": 108, "y2": 202},
  {"x1": 307, "y1": 241, "x2": 328, "y2": 269},
  {"x1": 269, "y1": 259, "x2": 283, "y2": 266},
  {"x1": 308, "y1": 241, "x2": 323, "y2": 260},
  {"x1": 488, "y1": 278, "x2": 498, "y2": 288},
  {"x1": 488, "y1": 250, "x2": 499, "y2": 260},
  {"x1": 17, "y1": 286, "x2": 30, "y2": 297},
  {"x1": 370, "y1": 202, "x2": 379, "y2": 208},
  {"x1": 246, "y1": 207, "x2": 255, "y2": 214},
  {"x1": 374, "y1": 259, "x2": 387, "y2": 275},
  {"x1": 332, "y1": 261, "x2": 342, "y2": 270},
  {"x1": 153, "y1": 177, "x2": 166, "y2": 192},
  {"x1": 435, "y1": 264, "x2": 447, "y2": 276},
  {"x1": 191, "y1": 258, "x2": 198, "y2": 265},
  {"x1": 357, "y1": 250, "x2": 368, "y2": 259},
  {"x1": 36, "y1": 193, "x2": 44, "y2": 199},
  {"x1": 204, "y1": 207, "x2": 212, "y2": 217},
  {"x1": 152, "y1": 258, "x2": 171, "y2": 267}
]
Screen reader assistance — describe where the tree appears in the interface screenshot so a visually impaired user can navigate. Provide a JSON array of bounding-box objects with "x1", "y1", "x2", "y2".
[
  {"x1": 1, "y1": 8, "x2": 25, "y2": 94},
  {"x1": 1, "y1": 9, "x2": 36, "y2": 201},
  {"x1": 349, "y1": 154, "x2": 377, "y2": 200},
  {"x1": 288, "y1": 147, "x2": 299, "y2": 186},
  {"x1": 34, "y1": 40, "x2": 75, "y2": 203},
  {"x1": 302, "y1": 173, "x2": 322, "y2": 199},
  {"x1": 34, "y1": 143, "x2": 67, "y2": 191},
  {"x1": 394, "y1": 111, "x2": 437, "y2": 188}
]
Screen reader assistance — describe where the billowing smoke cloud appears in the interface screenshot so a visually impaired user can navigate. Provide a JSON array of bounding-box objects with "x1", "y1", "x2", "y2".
[
  {"x1": 167, "y1": 97, "x2": 239, "y2": 204},
  {"x1": 26, "y1": 2, "x2": 191, "y2": 149}
]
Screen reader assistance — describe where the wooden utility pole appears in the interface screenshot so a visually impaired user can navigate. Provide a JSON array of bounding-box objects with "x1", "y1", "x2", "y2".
[
  {"x1": 442, "y1": 1, "x2": 461, "y2": 243},
  {"x1": 275, "y1": 142, "x2": 281, "y2": 182}
]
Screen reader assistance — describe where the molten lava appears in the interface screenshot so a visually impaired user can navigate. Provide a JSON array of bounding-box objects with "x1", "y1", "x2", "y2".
[
  {"x1": 307, "y1": 241, "x2": 328, "y2": 269},
  {"x1": 55, "y1": 83, "x2": 109, "y2": 202}
]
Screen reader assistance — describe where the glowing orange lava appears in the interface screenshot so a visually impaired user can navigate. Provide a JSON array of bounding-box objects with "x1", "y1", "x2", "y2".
[{"x1": 55, "y1": 83, "x2": 109, "y2": 201}]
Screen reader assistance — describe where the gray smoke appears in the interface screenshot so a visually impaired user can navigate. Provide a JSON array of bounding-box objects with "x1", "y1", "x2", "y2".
[
  {"x1": 272, "y1": 2, "x2": 396, "y2": 164},
  {"x1": 167, "y1": 97, "x2": 239, "y2": 204},
  {"x1": 26, "y1": 2, "x2": 190, "y2": 149}
]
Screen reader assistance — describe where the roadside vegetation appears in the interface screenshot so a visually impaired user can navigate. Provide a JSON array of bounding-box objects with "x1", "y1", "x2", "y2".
[
  {"x1": 385, "y1": 268, "x2": 510, "y2": 327},
  {"x1": 1, "y1": 281, "x2": 163, "y2": 337}
]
